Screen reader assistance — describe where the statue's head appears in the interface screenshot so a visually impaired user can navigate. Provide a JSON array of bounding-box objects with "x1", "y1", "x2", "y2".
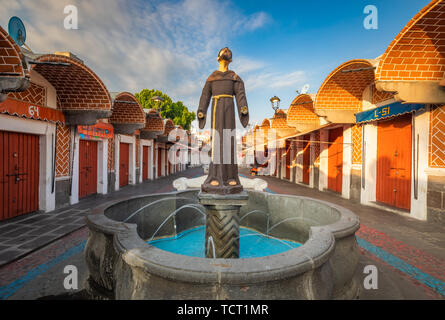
[{"x1": 217, "y1": 47, "x2": 232, "y2": 64}]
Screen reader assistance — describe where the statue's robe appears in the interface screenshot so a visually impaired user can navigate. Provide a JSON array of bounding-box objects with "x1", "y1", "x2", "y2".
[{"x1": 197, "y1": 70, "x2": 249, "y2": 194}]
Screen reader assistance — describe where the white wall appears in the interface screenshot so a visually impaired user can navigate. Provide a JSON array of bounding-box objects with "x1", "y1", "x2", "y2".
[
  {"x1": 361, "y1": 122, "x2": 378, "y2": 205},
  {"x1": 411, "y1": 108, "x2": 429, "y2": 220}
]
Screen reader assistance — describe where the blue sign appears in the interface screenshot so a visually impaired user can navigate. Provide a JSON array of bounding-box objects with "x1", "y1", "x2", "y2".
[{"x1": 355, "y1": 102, "x2": 424, "y2": 124}]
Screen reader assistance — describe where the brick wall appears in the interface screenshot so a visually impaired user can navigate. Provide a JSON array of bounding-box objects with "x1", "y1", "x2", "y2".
[
  {"x1": 371, "y1": 84, "x2": 395, "y2": 105},
  {"x1": 287, "y1": 94, "x2": 319, "y2": 126},
  {"x1": 56, "y1": 124, "x2": 71, "y2": 177},
  {"x1": 8, "y1": 82, "x2": 46, "y2": 106},
  {"x1": 316, "y1": 60, "x2": 375, "y2": 111},
  {"x1": 108, "y1": 137, "x2": 115, "y2": 172},
  {"x1": 376, "y1": 0, "x2": 445, "y2": 82},
  {"x1": 144, "y1": 116, "x2": 164, "y2": 132},
  {"x1": 110, "y1": 92, "x2": 145, "y2": 124},
  {"x1": 136, "y1": 137, "x2": 140, "y2": 167},
  {"x1": 0, "y1": 26, "x2": 26, "y2": 77},
  {"x1": 163, "y1": 119, "x2": 175, "y2": 136},
  {"x1": 313, "y1": 131, "x2": 321, "y2": 164},
  {"x1": 429, "y1": 104, "x2": 445, "y2": 168},
  {"x1": 271, "y1": 110, "x2": 290, "y2": 129},
  {"x1": 32, "y1": 54, "x2": 111, "y2": 111},
  {"x1": 351, "y1": 124, "x2": 363, "y2": 164}
]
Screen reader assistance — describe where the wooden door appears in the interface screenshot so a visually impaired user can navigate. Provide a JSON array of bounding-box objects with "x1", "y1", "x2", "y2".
[
  {"x1": 119, "y1": 142, "x2": 129, "y2": 187},
  {"x1": 157, "y1": 147, "x2": 162, "y2": 177},
  {"x1": 285, "y1": 140, "x2": 291, "y2": 180},
  {"x1": 142, "y1": 146, "x2": 149, "y2": 181},
  {"x1": 377, "y1": 114, "x2": 412, "y2": 210},
  {"x1": 328, "y1": 127, "x2": 343, "y2": 193},
  {"x1": 302, "y1": 135, "x2": 311, "y2": 185},
  {"x1": 79, "y1": 140, "x2": 98, "y2": 199},
  {"x1": 0, "y1": 131, "x2": 39, "y2": 221}
]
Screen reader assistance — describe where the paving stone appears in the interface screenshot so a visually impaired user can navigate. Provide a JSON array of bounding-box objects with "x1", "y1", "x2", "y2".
[
  {"x1": 27, "y1": 225, "x2": 61, "y2": 236},
  {"x1": 18, "y1": 235, "x2": 59, "y2": 250},
  {"x1": 0, "y1": 223, "x2": 22, "y2": 234},
  {"x1": 15, "y1": 214, "x2": 52, "y2": 224},
  {"x1": 1, "y1": 226, "x2": 35, "y2": 238},
  {"x1": 0, "y1": 249, "x2": 26, "y2": 263},
  {"x1": 0, "y1": 234, "x2": 36, "y2": 246},
  {"x1": 32, "y1": 219, "x2": 62, "y2": 227},
  {"x1": 51, "y1": 224, "x2": 83, "y2": 236},
  {"x1": 54, "y1": 217, "x2": 82, "y2": 225}
]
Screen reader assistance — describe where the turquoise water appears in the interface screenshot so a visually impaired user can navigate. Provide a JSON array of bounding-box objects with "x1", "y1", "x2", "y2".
[{"x1": 148, "y1": 226, "x2": 301, "y2": 258}]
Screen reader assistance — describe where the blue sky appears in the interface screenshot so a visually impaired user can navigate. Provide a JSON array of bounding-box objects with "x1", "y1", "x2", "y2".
[{"x1": 0, "y1": 0, "x2": 431, "y2": 127}]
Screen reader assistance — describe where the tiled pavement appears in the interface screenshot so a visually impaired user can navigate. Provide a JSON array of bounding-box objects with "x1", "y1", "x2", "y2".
[
  {"x1": 239, "y1": 168, "x2": 445, "y2": 298},
  {"x1": 1, "y1": 167, "x2": 444, "y2": 299},
  {"x1": 0, "y1": 209, "x2": 87, "y2": 266},
  {"x1": 0, "y1": 167, "x2": 203, "y2": 267}
]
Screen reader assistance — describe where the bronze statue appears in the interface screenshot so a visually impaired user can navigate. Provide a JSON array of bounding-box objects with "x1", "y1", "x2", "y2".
[{"x1": 197, "y1": 47, "x2": 249, "y2": 194}]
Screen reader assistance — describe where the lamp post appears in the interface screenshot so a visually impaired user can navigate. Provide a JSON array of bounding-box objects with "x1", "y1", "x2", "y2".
[
  {"x1": 151, "y1": 95, "x2": 164, "y2": 110},
  {"x1": 270, "y1": 96, "x2": 280, "y2": 114}
]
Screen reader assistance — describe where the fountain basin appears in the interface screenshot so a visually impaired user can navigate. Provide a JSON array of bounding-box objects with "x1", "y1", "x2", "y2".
[{"x1": 85, "y1": 190, "x2": 360, "y2": 300}]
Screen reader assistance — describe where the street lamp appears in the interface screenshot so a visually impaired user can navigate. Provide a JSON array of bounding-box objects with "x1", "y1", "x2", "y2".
[
  {"x1": 270, "y1": 96, "x2": 280, "y2": 114},
  {"x1": 151, "y1": 95, "x2": 164, "y2": 110}
]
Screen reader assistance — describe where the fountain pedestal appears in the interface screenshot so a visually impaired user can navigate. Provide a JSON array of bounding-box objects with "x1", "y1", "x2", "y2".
[{"x1": 198, "y1": 191, "x2": 248, "y2": 259}]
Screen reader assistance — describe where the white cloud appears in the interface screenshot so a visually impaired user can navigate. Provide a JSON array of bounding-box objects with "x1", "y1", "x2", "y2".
[
  {"x1": 0, "y1": 0, "x2": 270, "y2": 107},
  {"x1": 244, "y1": 70, "x2": 307, "y2": 91}
]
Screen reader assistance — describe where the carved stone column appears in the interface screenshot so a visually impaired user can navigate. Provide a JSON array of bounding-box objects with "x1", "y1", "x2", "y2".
[{"x1": 198, "y1": 192, "x2": 248, "y2": 259}]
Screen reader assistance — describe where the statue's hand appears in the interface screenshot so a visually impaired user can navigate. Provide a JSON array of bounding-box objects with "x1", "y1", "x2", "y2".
[
  {"x1": 197, "y1": 110, "x2": 206, "y2": 129},
  {"x1": 239, "y1": 106, "x2": 249, "y2": 128}
]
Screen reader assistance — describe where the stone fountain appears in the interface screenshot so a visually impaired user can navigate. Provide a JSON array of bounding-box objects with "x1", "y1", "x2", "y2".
[{"x1": 83, "y1": 48, "x2": 361, "y2": 299}]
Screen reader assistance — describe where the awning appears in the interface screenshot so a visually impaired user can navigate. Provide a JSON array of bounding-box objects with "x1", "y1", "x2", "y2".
[
  {"x1": 355, "y1": 102, "x2": 425, "y2": 124},
  {"x1": 0, "y1": 98, "x2": 65, "y2": 124}
]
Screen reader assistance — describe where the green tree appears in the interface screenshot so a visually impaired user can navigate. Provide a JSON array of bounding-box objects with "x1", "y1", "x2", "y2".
[{"x1": 135, "y1": 89, "x2": 196, "y2": 130}]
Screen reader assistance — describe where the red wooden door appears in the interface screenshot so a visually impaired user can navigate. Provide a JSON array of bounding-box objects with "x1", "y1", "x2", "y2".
[
  {"x1": 79, "y1": 140, "x2": 98, "y2": 199},
  {"x1": 377, "y1": 114, "x2": 412, "y2": 210},
  {"x1": 302, "y1": 135, "x2": 311, "y2": 185},
  {"x1": 142, "y1": 146, "x2": 149, "y2": 181},
  {"x1": 328, "y1": 127, "x2": 343, "y2": 193},
  {"x1": 157, "y1": 147, "x2": 162, "y2": 177},
  {"x1": 285, "y1": 140, "x2": 291, "y2": 180},
  {"x1": 0, "y1": 131, "x2": 39, "y2": 221},
  {"x1": 119, "y1": 143, "x2": 130, "y2": 187}
]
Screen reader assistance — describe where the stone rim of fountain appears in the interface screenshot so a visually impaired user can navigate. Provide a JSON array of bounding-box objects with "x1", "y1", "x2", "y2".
[{"x1": 86, "y1": 190, "x2": 359, "y2": 286}]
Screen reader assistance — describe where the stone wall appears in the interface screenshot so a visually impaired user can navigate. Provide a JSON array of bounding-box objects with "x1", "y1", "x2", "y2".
[
  {"x1": 108, "y1": 172, "x2": 116, "y2": 194},
  {"x1": 427, "y1": 175, "x2": 445, "y2": 226},
  {"x1": 55, "y1": 179, "x2": 71, "y2": 209},
  {"x1": 350, "y1": 169, "x2": 361, "y2": 203}
]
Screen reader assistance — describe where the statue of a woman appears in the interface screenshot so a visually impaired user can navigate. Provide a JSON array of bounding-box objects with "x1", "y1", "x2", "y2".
[{"x1": 197, "y1": 48, "x2": 249, "y2": 194}]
